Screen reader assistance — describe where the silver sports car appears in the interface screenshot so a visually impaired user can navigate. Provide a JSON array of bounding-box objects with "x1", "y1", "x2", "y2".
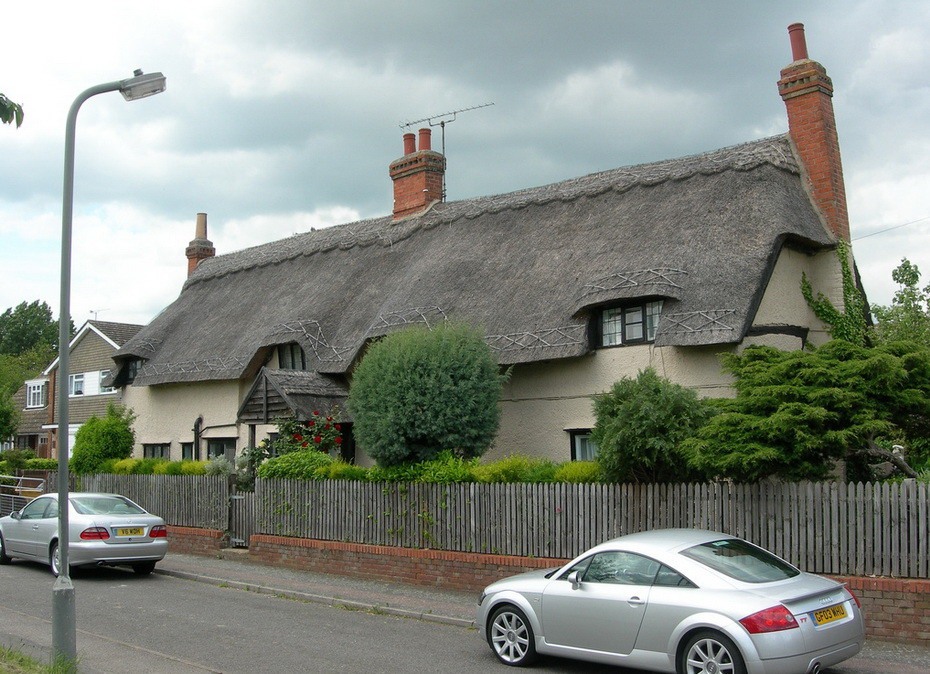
[
  {"x1": 477, "y1": 529, "x2": 863, "y2": 674},
  {"x1": 0, "y1": 492, "x2": 168, "y2": 576}
]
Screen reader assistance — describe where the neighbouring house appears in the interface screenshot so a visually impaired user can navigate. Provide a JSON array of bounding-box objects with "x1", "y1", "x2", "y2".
[
  {"x1": 109, "y1": 24, "x2": 861, "y2": 466},
  {"x1": 11, "y1": 320, "x2": 143, "y2": 459}
]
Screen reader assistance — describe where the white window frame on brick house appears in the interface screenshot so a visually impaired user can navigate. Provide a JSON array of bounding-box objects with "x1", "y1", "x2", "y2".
[
  {"x1": 26, "y1": 379, "x2": 48, "y2": 408},
  {"x1": 68, "y1": 373, "x2": 85, "y2": 397}
]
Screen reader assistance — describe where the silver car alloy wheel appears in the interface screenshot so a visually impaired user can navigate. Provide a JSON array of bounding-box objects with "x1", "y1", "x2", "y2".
[
  {"x1": 50, "y1": 541, "x2": 61, "y2": 577},
  {"x1": 489, "y1": 606, "x2": 534, "y2": 665},
  {"x1": 683, "y1": 632, "x2": 745, "y2": 674}
]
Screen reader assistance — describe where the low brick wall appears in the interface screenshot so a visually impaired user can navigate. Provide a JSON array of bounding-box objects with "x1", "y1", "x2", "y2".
[
  {"x1": 248, "y1": 534, "x2": 567, "y2": 593},
  {"x1": 832, "y1": 575, "x2": 930, "y2": 645},
  {"x1": 166, "y1": 525, "x2": 225, "y2": 555},
  {"x1": 173, "y1": 530, "x2": 929, "y2": 645}
]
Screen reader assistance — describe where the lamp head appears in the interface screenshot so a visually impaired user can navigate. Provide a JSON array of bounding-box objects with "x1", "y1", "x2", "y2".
[{"x1": 119, "y1": 69, "x2": 166, "y2": 101}]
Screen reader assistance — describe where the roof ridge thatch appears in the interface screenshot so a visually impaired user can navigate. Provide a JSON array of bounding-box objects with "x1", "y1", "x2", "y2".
[{"x1": 186, "y1": 134, "x2": 797, "y2": 286}]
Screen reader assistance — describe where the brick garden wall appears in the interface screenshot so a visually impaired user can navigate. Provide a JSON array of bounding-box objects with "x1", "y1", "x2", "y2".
[{"x1": 170, "y1": 528, "x2": 929, "y2": 645}]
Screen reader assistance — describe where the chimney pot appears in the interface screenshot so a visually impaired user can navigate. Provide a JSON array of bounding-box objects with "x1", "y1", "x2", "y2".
[
  {"x1": 418, "y1": 127, "x2": 431, "y2": 152},
  {"x1": 195, "y1": 212, "x2": 208, "y2": 239},
  {"x1": 403, "y1": 133, "x2": 416, "y2": 155},
  {"x1": 788, "y1": 23, "x2": 808, "y2": 61}
]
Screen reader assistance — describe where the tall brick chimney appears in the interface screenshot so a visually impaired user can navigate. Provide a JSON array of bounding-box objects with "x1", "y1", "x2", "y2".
[
  {"x1": 185, "y1": 212, "x2": 215, "y2": 276},
  {"x1": 778, "y1": 23, "x2": 850, "y2": 242},
  {"x1": 389, "y1": 128, "x2": 445, "y2": 220}
]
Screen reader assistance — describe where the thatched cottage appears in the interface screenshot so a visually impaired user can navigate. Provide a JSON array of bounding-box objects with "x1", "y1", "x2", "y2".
[{"x1": 105, "y1": 24, "x2": 859, "y2": 466}]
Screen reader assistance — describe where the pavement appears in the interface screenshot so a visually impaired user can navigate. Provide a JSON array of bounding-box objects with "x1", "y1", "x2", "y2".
[{"x1": 156, "y1": 549, "x2": 479, "y2": 629}]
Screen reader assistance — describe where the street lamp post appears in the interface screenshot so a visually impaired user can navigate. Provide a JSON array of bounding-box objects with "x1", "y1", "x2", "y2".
[{"x1": 54, "y1": 69, "x2": 166, "y2": 664}]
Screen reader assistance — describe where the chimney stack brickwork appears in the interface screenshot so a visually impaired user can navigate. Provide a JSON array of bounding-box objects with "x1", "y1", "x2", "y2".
[
  {"x1": 778, "y1": 23, "x2": 850, "y2": 242},
  {"x1": 390, "y1": 128, "x2": 445, "y2": 220},
  {"x1": 186, "y1": 212, "x2": 216, "y2": 276}
]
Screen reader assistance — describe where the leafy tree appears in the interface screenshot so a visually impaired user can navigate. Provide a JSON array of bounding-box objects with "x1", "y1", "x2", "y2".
[
  {"x1": 591, "y1": 368, "x2": 712, "y2": 483},
  {"x1": 801, "y1": 241, "x2": 869, "y2": 345},
  {"x1": 871, "y1": 259, "x2": 930, "y2": 347},
  {"x1": 69, "y1": 403, "x2": 136, "y2": 475},
  {"x1": 0, "y1": 301, "x2": 68, "y2": 356},
  {"x1": 681, "y1": 341, "x2": 930, "y2": 482},
  {"x1": 348, "y1": 323, "x2": 506, "y2": 467},
  {"x1": 0, "y1": 93, "x2": 23, "y2": 128},
  {"x1": 0, "y1": 395, "x2": 18, "y2": 446}
]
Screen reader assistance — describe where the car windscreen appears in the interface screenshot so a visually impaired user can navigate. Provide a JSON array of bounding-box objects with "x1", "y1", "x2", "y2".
[
  {"x1": 70, "y1": 495, "x2": 148, "y2": 516},
  {"x1": 680, "y1": 538, "x2": 800, "y2": 583}
]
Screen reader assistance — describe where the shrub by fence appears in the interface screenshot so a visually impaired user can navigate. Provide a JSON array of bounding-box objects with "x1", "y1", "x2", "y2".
[{"x1": 49, "y1": 474, "x2": 930, "y2": 579}]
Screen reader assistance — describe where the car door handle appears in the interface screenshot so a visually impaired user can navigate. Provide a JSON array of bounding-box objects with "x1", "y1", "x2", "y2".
[{"x1": 628, "y1": 596, "x2": 645, "y2": 606}]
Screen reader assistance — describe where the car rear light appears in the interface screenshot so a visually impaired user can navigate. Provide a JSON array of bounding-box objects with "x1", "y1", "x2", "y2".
[
  {"x1": 80, "y1": 527, "x2": 110, "y2": 540},
  {"x1": 149, "y1": 525, "x2": 167, "y2": 538},
  {"x1": 847, "y1": 588, "x2": 861, "y2": 608},
  {"x1": 739, "y1": 605, "x2": 799, "y2": 634}
]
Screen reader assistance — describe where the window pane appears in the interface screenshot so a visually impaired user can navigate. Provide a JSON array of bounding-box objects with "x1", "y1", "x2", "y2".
[
  {"x1": 624, "y1": 306, "x2": 644, "y2": 341},
  {"x1": 645, "y1": 301, "x2": 663, "y2": 341},
  {"x1": 601, "y1": 308, "x2": 622, "y2": 346},
  {"x1": 573, "y1": 433, "x2": 598, "y2": 461}
]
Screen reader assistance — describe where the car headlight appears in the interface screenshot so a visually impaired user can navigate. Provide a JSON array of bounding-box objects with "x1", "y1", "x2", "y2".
[{"x1": 478, "y1": 591, "x2": 487, "y2": 607}]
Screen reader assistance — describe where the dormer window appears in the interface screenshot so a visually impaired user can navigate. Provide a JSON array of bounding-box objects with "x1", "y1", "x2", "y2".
[
  {"x1": 26, "y1": 380, "x2": 47, "y2": 408},
  {"x1": 597, "y1": 300, "x2": 663, "y2": 347},
  {"x1": 277, "y1": 343, "x2": 307, "y2": 370}
]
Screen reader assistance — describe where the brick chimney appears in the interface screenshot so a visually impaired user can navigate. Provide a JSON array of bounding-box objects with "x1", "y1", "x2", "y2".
[
  {"x1": 778, "y1": 23, "x2": 850, "y2": 242},
  {"x1": 389, "y1": 128, "x2": 445, "y2": 219},
  {"x1": 185, "y1": 212, "x2": 215, "y2": 276}
]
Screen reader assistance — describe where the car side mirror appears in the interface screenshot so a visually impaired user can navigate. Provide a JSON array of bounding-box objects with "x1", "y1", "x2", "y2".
[
  {"x1": 11, "y1": 512, "x2": 21, "y2": 520},
  {"x1": 567, "y1": 570, "x2": 582, "y2": 589}
]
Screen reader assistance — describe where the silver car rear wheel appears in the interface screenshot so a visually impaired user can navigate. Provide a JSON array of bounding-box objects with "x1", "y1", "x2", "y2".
[
  {"x1": 0, "y1": 533, "x2": 11, "y2": 564},
  {"x1": 50, "y1": 541, "x2": 62, "y2": 577},
  {"x1": 488, "y1": 605, "x2": 537, "y2": 667},
  {"x1": 680, "y1": 630, "x2": 746, "y2": 674}
]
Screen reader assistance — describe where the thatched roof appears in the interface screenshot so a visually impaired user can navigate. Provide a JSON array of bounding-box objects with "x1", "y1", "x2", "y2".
[{"x1": 117, "y1": 134, "x2": 834, "y2": 386}]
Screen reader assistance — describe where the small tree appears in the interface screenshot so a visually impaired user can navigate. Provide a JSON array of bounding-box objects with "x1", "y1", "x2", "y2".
[
  {"x1": 70, "y1": 403, "x2": 136, "y2": 475},
  {"x1": 349, "y1": 323, "x2": 505, "y2": 467},
  {"x1": 872, "y1": 259, "x2": 930, "y2": 347},
  {"x1": 591, "y1": 368, "x2": 711, "y2": 483}
]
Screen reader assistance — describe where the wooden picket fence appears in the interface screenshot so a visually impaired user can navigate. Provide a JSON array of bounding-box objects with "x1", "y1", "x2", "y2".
[{"x1": 36, "y1": 473, "x2": 930, "y2": 578}]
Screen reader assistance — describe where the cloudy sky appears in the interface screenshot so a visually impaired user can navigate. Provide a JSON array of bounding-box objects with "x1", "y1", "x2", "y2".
[{"x1": 2, "y1": 1, "x2": 928, "y2": 327}]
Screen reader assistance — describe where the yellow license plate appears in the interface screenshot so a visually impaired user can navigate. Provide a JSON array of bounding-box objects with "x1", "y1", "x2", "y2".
[
  {"x1": 813, "y1": 604, "x2": 847, "y2": 626},
  {"x1": 116, "y1": 527, "x2": 144, "y2": 537}
]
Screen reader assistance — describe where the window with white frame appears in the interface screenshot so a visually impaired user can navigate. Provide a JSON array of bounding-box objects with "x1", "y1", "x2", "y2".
[
  {"x1": 26, "y1": 380, "x2": 47, "y2": 408},
  {"x1": 569, "y1": 430, "x2": 599, "y2": 461},
  {"x1": 597, "y1": 300, "x2": 663, "y2": 347},
  {"x1": 68, "y1": 373, "x2": 85, "y2": 397},
  {"x1": 99, "y1": 370, "x2": 115, "y2": 394}
]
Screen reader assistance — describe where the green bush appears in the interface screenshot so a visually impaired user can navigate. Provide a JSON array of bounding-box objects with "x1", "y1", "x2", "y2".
[
  {"x1": 349, "y1": 323, "x2": 506, "y2": 467},
  {"x1": 593, "y1": 368, "x2": 711, "y2": 483},
  {"x1": 0, "y1": 460, "x2": 8, "y2": 476},
  {"x1": 24, "y1": 458, "x2": 57, "y2": 470},
  {"x1": 0, "y1": 449, "x2": 34, "y2": 472},
  {"x1": 474, "y1": 455, "x2": 557, "y2": 483},
  {"x1": 553, "y1": 461, "x2": 602, "y2": 483},
  {"x1": 257, "y1": 450, "x2": 334, "y2": 480},
  {"x1": 416, "y1": 451, "x2": 479, "y2": 483},
  {"x1": 111, "y1": 458, "x2": 141, "y2": 474},
  {"x1": 69, "y1": 404, "x2": 136, "y2": 475},
  {"x1": 323, "y1": 461, "x2": 370, "y2": 481},
  {"x1": 205, "y1": 456, "x2": 235, "y2": 476},
  {"x1": 180, "y1": 460, "x2": 207, "y2": 475}
]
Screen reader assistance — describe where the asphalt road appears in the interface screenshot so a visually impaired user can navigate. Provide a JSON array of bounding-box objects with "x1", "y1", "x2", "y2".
[{"x1": 0, "y1": 557, "x2": 927, "y2": 673}]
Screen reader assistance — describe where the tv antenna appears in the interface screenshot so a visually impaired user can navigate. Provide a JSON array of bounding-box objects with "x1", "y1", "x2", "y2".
[
  {"x1": 399, "y1": 102, "x2": 494, "y2": 201},
  {"x1": 89, "y1": 309, "x2": 109, "y2": 321}
]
